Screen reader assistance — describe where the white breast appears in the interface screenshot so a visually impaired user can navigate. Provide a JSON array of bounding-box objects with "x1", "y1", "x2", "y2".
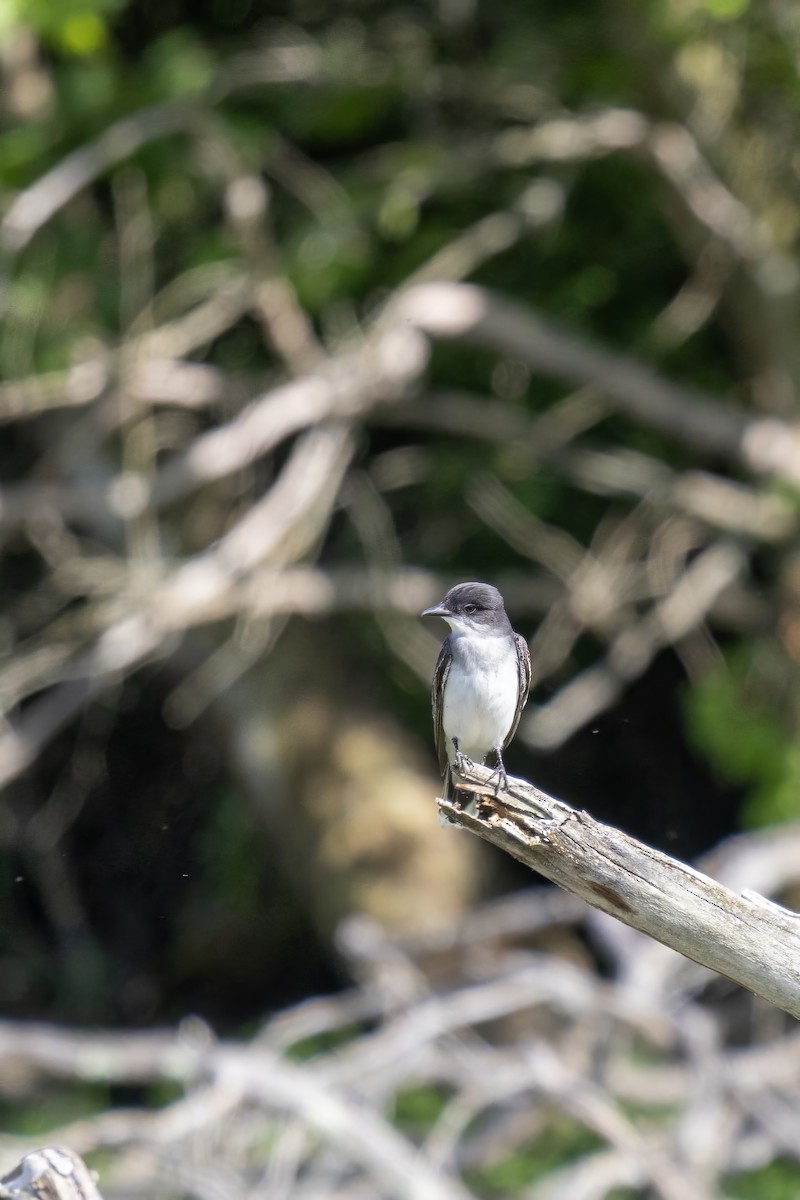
[{"x1": 442, "y1": 635, "x2": 519, "y2": 764}]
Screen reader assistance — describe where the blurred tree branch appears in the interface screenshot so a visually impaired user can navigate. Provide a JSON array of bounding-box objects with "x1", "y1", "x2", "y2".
[
  {"x1": 3, "y1": 0, "x2": 800, "y2": 1052},
  {"x1": 1, "y1": 820, "x2": 800, "y2": 1197},
  {"x1": 395, "y1": 283, "x2": 800, "y2": 484}
]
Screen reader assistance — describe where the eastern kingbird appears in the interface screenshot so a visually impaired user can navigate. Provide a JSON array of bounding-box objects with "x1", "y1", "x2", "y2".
[{"x1": 422, "y1": 582, "x2": 531, "y2": 800}]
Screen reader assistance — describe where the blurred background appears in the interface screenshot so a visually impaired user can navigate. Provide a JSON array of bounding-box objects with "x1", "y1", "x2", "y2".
[{"x1": 2, "y1": 0, "x2": 800, "y2": 1194}]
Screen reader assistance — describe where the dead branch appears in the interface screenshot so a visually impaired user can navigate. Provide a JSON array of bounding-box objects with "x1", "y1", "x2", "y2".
[
  {"x1": 0, "y1": 1148, "x2": 103, "y2": 1200},
  {"x1": 1, "y1": 829, "x2": 800, "y2": 1199},
  {"x1": 440, "y1": 761, "x2": 800, "y2": 1019}
]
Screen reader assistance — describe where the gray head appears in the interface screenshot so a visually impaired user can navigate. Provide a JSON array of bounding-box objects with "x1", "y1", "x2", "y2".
[{"x1": 422, "y1": 581, "x2": 511, "y2": 636}]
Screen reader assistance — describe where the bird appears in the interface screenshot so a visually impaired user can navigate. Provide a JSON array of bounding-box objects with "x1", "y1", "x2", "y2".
[{"x1": 422, "y1": 582, "x2": 531, "y2": 801}]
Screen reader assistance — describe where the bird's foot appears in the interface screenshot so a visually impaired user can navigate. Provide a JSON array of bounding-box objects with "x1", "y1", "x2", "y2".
[
  {"x1": 485, "y1": 748, "x2": 508, "y2": 795},
  {"x1": 451, "y1": 738, "x2": 471, "y2": 775},
  {"x1": 454, "y1": 751, "x2": 470, "y2": 774}
]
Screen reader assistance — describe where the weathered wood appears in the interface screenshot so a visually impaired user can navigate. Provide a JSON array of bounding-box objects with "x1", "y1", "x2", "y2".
[
  {"x1": 0, "y1": 1149, "x2": 103, "y2": 1200},
  {"x1": 440, "y1": 761, "x2": 800, "y2": 1020}
]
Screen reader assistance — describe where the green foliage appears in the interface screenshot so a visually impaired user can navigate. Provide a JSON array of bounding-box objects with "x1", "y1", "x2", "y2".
[
  {"x1": 141, "y1": 29, "x2": 215, "y2": 98},
  {"x1": 726, "y1": 1159, "x2": 800, "y2": 1200},
  {"x1": 467, "y1": 1113, "x2": 603, "y2": 1192},
  {"x1": 0, "y1": 123, "x2": 52, "y2": 181},
  {"x1": 286, "y1": 1023, "x2": 365, "y2": 1061},
  {"x1": 704, "y1": 0, "x2": 749, "y2": 17},
  {"x1": 390, "y1": 1090, "x2": 606, "y2": 1191},
  {"x1": 685, "y1": 648, "x2": 800, "y2": 826},
  {"x1": 0, "y1": 1083, "x2": 110, "y2": 1134},
  {"x1": 392, "y1": 1082, "x2": 452, "y2": 1131},
  {"x1": 199, "y1": 786, "x2": 263, "y2": 915},
  {"x1": 1, "y1": 0, "x2": 124, "y2": 54}
]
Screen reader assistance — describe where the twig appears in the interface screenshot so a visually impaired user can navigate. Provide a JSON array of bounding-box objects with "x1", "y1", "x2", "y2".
[
  {"x1": 151, "y1": 323, "x2": 427, "y2": 509},
  {"x1": 0, "y1": 427, "x2": 355, "y2": 790},
  {"x1": 0, "y1": 102, "x2": 195, "y2": 260},
  {"x1": 439, "y1": 761, "x2": 800, "y2": 1019},
  {"x1": 524, "y1": 539, "x2": 745, "y2": 749}
]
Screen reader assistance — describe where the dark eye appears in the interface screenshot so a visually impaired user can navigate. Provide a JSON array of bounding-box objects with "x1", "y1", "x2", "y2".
[{"x1": 464, "y1": 603, "x2": 477, "y2": 614}]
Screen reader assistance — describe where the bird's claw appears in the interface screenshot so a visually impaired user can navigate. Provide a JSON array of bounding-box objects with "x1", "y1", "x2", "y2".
[
  {"x1": 486, "y1": 767, "x2": 507, "y2": 795},
  {"x1": 451, "y1": 739, "x2": 470, "y2": 775},
  {"x1": 486, "y1": 750, "x2": 508, "y2": 796}
]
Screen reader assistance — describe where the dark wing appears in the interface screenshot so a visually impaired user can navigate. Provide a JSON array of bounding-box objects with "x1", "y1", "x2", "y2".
[
  {"x1": 431, "y1": 635, "x2": 453, "y2": 776},
  {"x1": 503, "y1": 632, "x2": 532, "y2": 750}
]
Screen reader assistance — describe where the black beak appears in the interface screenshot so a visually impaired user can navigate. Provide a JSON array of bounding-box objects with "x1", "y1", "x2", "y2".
[{"x1": 421, "y1": 603, "x2": 449, "y2": 618}]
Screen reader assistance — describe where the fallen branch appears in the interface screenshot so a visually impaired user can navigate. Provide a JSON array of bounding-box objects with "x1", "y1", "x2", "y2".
[
  {"x1": 440, "y1": 762, "x2": 800, "y2": 1019},
  {"x1": 1, "y1": 865, "x2": 800, "y2": 1197}
]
